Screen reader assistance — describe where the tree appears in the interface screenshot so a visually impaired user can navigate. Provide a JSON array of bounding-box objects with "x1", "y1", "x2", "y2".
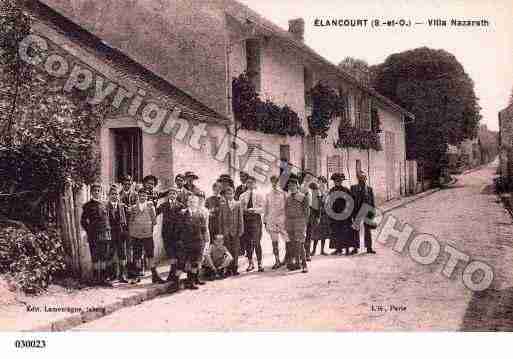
[
  {"x1": 372, "y1": 47, "x2": 481, "y2": 180},
  {"x1": 0, "y1": 0, "x2": 31, "y2": 144},
  {"x1": 0, "y1": 0, "x2": 102, "y2": 225},
  {"x1": 338, "y1": 57, "x2": 371, "y2": 87}
]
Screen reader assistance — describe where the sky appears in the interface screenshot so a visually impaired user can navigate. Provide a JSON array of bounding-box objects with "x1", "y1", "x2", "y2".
[{"x1": 238, "y1": 0, "x2": 513, "y2": 131}]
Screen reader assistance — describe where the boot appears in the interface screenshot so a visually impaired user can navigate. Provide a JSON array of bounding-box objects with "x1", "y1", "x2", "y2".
[
  {"x1": 185, "y1": 273, "x2": 198, "y2": 290},
  {"x1": 119, "y1": 264, "x2": 129, "y2": 284},
  {"x1": 151, "y1": 268, "x2": 165, "y2": 284},
  {"x1": 302, "y1": 263, "x2": 309, "y2": 273},
  {"x1": 195, "y1": 272, "x2": 206, "y2": 285}
]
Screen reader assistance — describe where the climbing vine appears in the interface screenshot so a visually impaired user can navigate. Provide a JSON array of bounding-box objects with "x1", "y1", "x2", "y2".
[
  {"x1": 232, "y1": 73, "x2": 305, "y2": 136},
  {"x1": 307, "y1": 82, "x2": 345, "y2": 138}
]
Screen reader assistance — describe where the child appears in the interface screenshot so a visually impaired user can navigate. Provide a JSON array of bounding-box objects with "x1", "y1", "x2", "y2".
[
  {"x1": 175, "y1": 193, "x2": 208, "y2": 290},
  {"x1": 205, "y1": 234, "x2": 233, "y2": 279},
  {"x1": 219, "y1": 186, "x2": 244, "y2": 275},
  {"x1": 156, "y1": 187, "x2": 185, "y2": 290},
  {"x1": 80, "y1": 183, "x2": 112, "y2": 286},
  {"x1": 264, "y1": 175, "x2": 287, "y2": 270},
  {"x1": 128, "y1": 188, "x2": 164, "y2": 284},
  {"x1": 285, "y1": 177, "x2": 310, "y2": 273}
]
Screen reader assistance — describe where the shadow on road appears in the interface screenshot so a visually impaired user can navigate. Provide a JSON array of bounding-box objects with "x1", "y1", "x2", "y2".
[{"x1": 460, "y1": 287, "x2": 513, "y2": 331}]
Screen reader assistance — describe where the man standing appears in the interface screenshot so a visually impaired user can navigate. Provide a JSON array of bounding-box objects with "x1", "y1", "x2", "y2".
[
  {"x1": 219, "y1": 186, "x2": 244, "y2": 275},
  {"x1": 175, "y1": 194, "x2": 208, "y2": 290},
  {"x1": 351, "y1": 171, "x2": 377, "y2": 254},
  {"x1": 264, "y1": 175, "x2": 287, "y2": 269},
  {"x1": 142, "y1": 175, "x2": 170, "y2": 208},
  {"x1": 284, "y1": 177, "x2": 310, "y2": 273},
  {"x1": 327, "y1": 173, "x2": 354, "y2": 255},
  {"x1": 239, "y1": 176, "x2": 265, "y2": 272},
  {"x1": 184, "y1": 171, "x2": 201, "y2": 195},
  {"x1": 156, "y1": 187, "x2": 185, "y2": 291},
  {"x1": 81, "y1": 183, "x2": 112, "y2": 286},
  {"x1": 175, "y1": 173, "x2": 193, "y2": 206},
  {"x1": 305, "y1": 181, "x2": 321, "y2": 262},
  {"x1": 205, "y1": 181, "x2": 224, "y2": 243},
  {"x1": 107, "y1": 186, "x2": 129, "y2": 283},
  {"x1": 119, "y1": 175, "x2": 138, "y2": 207},
  {"x1": 235, "y1": 171, "x2": 248, "y2": 201}
]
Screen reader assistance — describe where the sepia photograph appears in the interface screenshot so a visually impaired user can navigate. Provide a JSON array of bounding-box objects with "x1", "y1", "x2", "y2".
[{"x1": 0, "y1": 0, "x2": 512, "y2": 355}]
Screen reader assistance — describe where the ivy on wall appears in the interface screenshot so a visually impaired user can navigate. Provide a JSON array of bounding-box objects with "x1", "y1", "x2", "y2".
[
  {"x1": 232, "y1": 73, "x2": 305, "y2": 136},
  {"x1": 307, "y1": 82, "x2": 345, "y2": 138},
  {"x1": 336, "y1": 116, "x2": 383, "y2": 151}
]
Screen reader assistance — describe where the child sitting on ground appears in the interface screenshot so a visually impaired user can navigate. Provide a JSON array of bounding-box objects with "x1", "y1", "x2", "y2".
[{"x1": 205, "y1": 234, "x2": 233, "y2": 279}]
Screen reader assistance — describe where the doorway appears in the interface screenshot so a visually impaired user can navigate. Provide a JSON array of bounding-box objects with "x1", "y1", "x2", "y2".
[{"x1": 112, "y1": 127, "x2": 143, "y2": 183}]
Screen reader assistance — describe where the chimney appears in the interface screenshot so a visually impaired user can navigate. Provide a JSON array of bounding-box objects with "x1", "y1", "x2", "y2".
[{"x1": 288, "y1": 18, "x2": 305, "y2": 41}]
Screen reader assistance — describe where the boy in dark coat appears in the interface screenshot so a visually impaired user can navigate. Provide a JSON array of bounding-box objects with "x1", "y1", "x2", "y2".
[
  {"x1": 175, "y1": 193, "x2": 208, "y2": 290},
  {"x1": 156, "y1": 187, "x2": 185, "y2": 290},
  {"x1": 218, "y1": 186, "x2": 244, "y2": 275}
]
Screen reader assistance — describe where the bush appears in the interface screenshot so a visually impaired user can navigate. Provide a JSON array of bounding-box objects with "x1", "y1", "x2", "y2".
[{"x1": 0, "y1": 225, "x2": 67, "y2": 294}]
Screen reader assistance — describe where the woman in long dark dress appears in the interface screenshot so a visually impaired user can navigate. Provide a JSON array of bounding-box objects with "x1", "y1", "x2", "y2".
[{"x1": 327, "y1": 173, "x2": 354, "y2": 255}]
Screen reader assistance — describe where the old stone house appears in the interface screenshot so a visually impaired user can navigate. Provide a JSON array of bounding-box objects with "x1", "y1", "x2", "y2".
[{"x1": 31, "y1": 0, "x2": 416, "y2": 206}]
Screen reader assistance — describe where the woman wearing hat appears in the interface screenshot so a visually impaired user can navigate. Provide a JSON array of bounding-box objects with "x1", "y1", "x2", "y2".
[{"x1": 327, "y1": 172, "x2": 354, "y2": 255}]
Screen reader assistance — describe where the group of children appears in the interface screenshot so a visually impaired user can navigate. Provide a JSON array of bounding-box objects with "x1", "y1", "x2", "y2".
[{"x1": 80, "y1": 168, "x2": 376, "y2": 291}]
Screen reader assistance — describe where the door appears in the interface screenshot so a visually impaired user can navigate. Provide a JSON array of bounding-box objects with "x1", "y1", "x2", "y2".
[
  {"x1": 112, "y1": 127, "x2": 143, "y2": 183},
  {"x1": 385, "y1": 131, "x2": 397, "y2": 200}
]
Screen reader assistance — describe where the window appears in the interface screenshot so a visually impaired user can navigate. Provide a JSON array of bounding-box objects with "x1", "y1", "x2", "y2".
[
  {"x1": 353, "y1": 94, "x2": 371, "y2": 130},
  {"x1": 304, "y1": 67, "x2": 313, "y2": 110},
  {"x1": 356, "y1": 159, "x2": 362, "y2": 174},
  {"x1": 246, "y1": 39, "x2": 261, "y2": 92},
  {"x1": 280, "y1": 144, "x2": 290, "y2": 162}
]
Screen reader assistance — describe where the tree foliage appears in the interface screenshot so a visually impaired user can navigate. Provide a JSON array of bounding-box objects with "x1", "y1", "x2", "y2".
[
  {"x1": 338, "y1": 57, "x2": 371, "y2": 87},
  {"x1": 0, "y1": 1, "x2": 102, "y2": 225},
  {"x1": 372, "y1": 47, "x2": 481, "y2": 179}
]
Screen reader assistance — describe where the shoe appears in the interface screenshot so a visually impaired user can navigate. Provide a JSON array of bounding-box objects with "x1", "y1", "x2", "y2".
[
  {"x1": 272, "y1": 262, "x2": 280, "y2": 270},
  {"x1": 306, "y1": 256, "x2": 311, "y2": 262},
  {"x1": 258, "y1": 264, "x2": 264, "y2": 272},
  {"x1": 279, "y1": 261, "x2": 287, "y2": 268},
  {"x1": 331, "y1": 250, "x2": 341, "y2": 256},
  {"x1": 286, "y1": 263, "x2": 295, "y2": 271},
  {"x1": 185, "y1": 275, "x2": 199, "y2": 290},
  {"x1": 151, "y1": 269, "x2": 166, "y2": 284},
  {"x1": 302, "y1": 266, "x2": 309, "y2": 273},
  {"x1": 349, "y1": 248, "x2": 358, "y2": 255},
  {"x1": 168, "y1": 279, "x2": 179, "y2": 292},
  {"x1": 321, "y1": 251, "x2": 328, "y2": 256},
  {"x1": 166, "y1": 272, "x2": 177, "y2": 282},
  {"x1": 367, "y1": 249, "x2": 377, "y2": 254},
  {"x1": 246, "y1": 264, "x2": 255, "y2": 272},
  {"x1": 232, "y1": 271, "x2": 240, "y2": 276},
  {"x1": 195, "y1": 275, "x2": 206, "y2": 285}
]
